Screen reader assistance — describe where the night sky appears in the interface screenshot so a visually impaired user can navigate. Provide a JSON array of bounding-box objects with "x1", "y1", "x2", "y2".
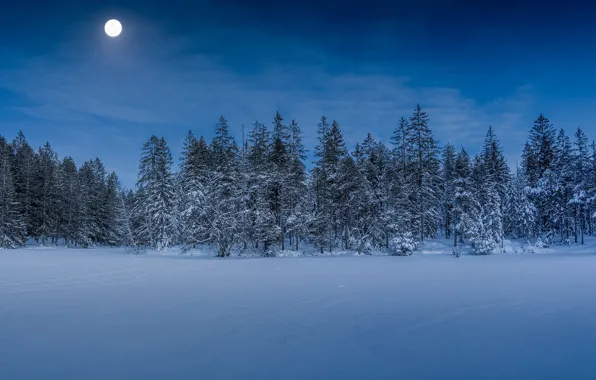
[{"x1": 1, "y1": 0, "x2": 596, "y2": 187}]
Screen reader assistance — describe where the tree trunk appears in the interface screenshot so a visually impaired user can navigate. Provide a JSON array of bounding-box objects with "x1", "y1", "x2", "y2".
[
  {"x1": 281, "y1": 230, "x2": 285, "y2": 251},
  {"x1": 581, "y1": 214, "x2": 585, "y2": 245}
]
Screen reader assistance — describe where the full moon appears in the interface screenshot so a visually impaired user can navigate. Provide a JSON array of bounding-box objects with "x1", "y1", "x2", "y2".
[{"x1": 105, "y1": 19, "x2": 122, "y2": 37}]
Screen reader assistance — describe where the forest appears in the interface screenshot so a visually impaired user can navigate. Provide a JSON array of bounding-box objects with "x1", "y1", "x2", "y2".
[{"x1": 0, "y1": 105, "x2": 592, "y2": 256}]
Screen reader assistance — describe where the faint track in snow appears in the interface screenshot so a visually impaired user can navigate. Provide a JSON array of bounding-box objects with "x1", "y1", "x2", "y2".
[
  {"x1": 0, "y1": 261, "x2": 213, "y2": 296},
  {"x1": 0, "y1": 266, "x2": 141, "y2": 288},
  {"x1": 0, "y1": 272, "x2": 153, "y2": 295},
  {"x1": 397, "y1": 299, "x2": 528, "y2": 333}
]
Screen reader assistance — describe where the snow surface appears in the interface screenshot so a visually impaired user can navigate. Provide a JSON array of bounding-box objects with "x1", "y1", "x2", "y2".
[{"x1": 2, "y1": 241, "x2": 596, "y2": 379}]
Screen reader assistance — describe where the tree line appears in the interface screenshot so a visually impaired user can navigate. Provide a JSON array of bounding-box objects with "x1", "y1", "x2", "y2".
[
  {"x1": 0, "y1": 132, "x2": 132, "y2": 248},
  {"x1": 1, "y1": 106, "x2": 594, "y2": 255}
]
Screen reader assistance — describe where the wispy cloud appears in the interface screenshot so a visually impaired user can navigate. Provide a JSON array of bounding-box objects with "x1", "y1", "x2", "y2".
[{"x1": 0, "y1": 28, "x2": 534, "y2": 186}]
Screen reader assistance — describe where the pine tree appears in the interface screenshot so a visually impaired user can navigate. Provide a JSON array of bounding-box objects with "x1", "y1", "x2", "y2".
[
  {"x1": 56, "y1": 157, "x2": 79, "y2": 246},
  {"x1": 453, "y1": 148, "x2": 474, "y2": 247},
  {"x1": 504, "y1": 168, "x2": 536, "y2": 239},
  {"x1": 178, "y1": 130, "x2": 206, "y2": 248},
  {"x1": 523, "y1": 114, "x2": 556, "y2": 185},
  {"x1": 311, "y1": 119, "x2": 348, "y2": 252},
  {"x1": 77, "y1": 162, "x2": 96, "y2": 246},
  {"x1": 481, "y1": 126, "x2": 510, "y2": 202},
  {"x1": 134, "y1": 136, "x2": 176, "y2": 251},
  {"x1": 33, "y1": 142, "x2": 59, "y2": 244},
  {"x1": 570, "y1": 128, "x2": 590, "y2": 244},
  {"x1": 285, "y1": 119, "x2": 307, "y2": 250},
  {"x1": 10, "y1": 131, "x2": 37, "y2": 236},
  {"x1": 353, "y1": 134, "x2": 392, "y2": 250},
  {"x1": 77, "y1": 158, "x2": 109, "y2": 245},
  {"x1": 203, "y1": 117, "x2": 242, "y2": 257},
  {"x1": 587, "y1": 141, "x2": 596, "y2": 236},
  {"x1": 211, "y1": 115, "x2": 236, "y2": 166},
  {"x1": 115, "y1": 188, "x2": 136, "y2": 248},
  {"x1": 102, "y1": 172, "x2": 122, "y2": 246},
  {"x1": 407, "y1": 104, "x2": 441, "y2": 241},
  {"x1": 551, "y1": 129, "x2": 575, "y2": 241},
  {"x1": 389, "y1": 117, "x2": 416, "y2": 242},
  {"x1": 269, "y1": 112, "x2": 290, "y2": 250},
  {"x1": 522, "y1": 114, "x2": 557, "y2": 234},
  {"x1": 339, "y1": 154, "x2": 370, "y2": 252},
  {"x1": 467, "y1": 180, "x2": 501, "y2": 255},
  {"x1": 441, "y1": 143, "x2": 457, "y2": 239},
  {"x1": 0, "y1": 137, "x2": 26, "y2": 248},
  {"x1": 245, "y1": 120, "x2": 277, "y2": 254}
]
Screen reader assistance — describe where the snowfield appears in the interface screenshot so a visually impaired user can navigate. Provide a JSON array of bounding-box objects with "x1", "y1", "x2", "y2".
[{"x1": 2, "y1": 241, "x2": 596, "y2": 379}]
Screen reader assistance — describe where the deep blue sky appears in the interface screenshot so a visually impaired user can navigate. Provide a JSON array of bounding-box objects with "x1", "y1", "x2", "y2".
[{"x1": 2, "y1": 0, "x2": 596, "y2": 187}]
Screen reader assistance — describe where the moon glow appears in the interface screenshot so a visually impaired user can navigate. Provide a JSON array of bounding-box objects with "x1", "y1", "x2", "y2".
[{"x1": 105, "y1": 19, "x2": 122, "y2": 37}]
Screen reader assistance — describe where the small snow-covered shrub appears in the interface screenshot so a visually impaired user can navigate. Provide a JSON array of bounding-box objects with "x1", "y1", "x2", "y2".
[
  {"x1": 520, "y1": 240, "x2": 534, "y2": 254},
  {"x1": 349, "y1": 235, "x2": 374, "y2": 255},
  {"x1": 262, "y1": 248, "x2": 276, "y2": 258},
  {"x1": 129, "y1": 246, "x2": 146, "y2": 255},
  {"x1": 471, "y1": 237, "x2": 496, "y2": 255},
  {"x1": 535, "y1": 237, "x2": 549, "y2": 248},
  {"x1": 180, "y1": 244, "x2": 193, "y2": 254},
  {"x1": 390, "y1": 232, "x2": 417, "y2": 256},
  {"x1": 453, "y1": 246, "x2": 463, "y2": 257}
]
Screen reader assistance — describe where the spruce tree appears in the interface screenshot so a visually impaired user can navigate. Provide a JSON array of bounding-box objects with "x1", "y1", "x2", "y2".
[
  {"x1": 56, "y1": 157, "x2": 79, "y2": 246},
  {"x1": 246, "y1": 120, "x2": 277, "y2": 254},
  {"x1": 10, "y1": 131, "x2": 37, "y2": 236},
  {"x1": 285, "y1": 119, "x2": 307, "y2": 250},
  {"x1": 269, "y1": 112, "x2": 290, "y2": 250},
  {"x1": 570, "y1": 128, "x2": 590, "y2": 244},
  {"x1": 0, "y1": 137, "x2": 26, "y2": 248},
  {"x1": 134, "y1": 136, "x2": 176, "y2": 251},
  {"x1": 453, "y1": 148, "x2": 474, "y2": 247},
  {"x1": 407, "y1": 104, "x2": 441, "y2": 241},
  {"x1": 522, "y1": 114, "x2": 556, "y2": 234},
  {"x1": 178, "y1": 130, "x2": 206, "y2": 248},
  {"x1": 34, "y1": 142, "x2": 59, "y2": 244},
  {"x1": 504, "y1": 168, "x2": 536, "y2": 239},
  {"x1": 389, "y1": 117, "x2": 416, "y2": 242},
  {"x1": 103, "y1": 172, "x2": 122, "y2": 246},
  {"x1": 204, "y1": 116, "x2": 242, "y2": 257},
  {"x1": 441, "y1": 144, "x2": 457, "y2": 239}
]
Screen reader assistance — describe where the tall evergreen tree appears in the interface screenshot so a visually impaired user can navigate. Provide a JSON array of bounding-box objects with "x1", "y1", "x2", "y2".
[
  {"x1": 285, "y1": 119, "x2": 307, "y2": 250},
  {"x1": 407, "y1": 104, "x2": 441, "y2": 241},
  {"x1": 134, "y1": 136, "x2": 177, "y2": 251},
  {"x1": 178, "y1": 130, "x2": 207, "y2": 248},
  {"x1": 10, "y1": 131, "x2": 37, "y2": 236},
  {"x1": 441, "y1": 143, "x2": 457, "y2": 239},
  {"x1": 246, "y1": 120, "x2": 277, "y2": 254},
  {"x1": 311, "y1": 118, "x2": 348, "y2": 252},
  {"x1": 522, "y1": 114, "x2": 557, "y2": 234},
  {"x1": 56, "y1": 157, "x2": 79, "y2": 246},
  {"x1": 504, "y1": 168, "x2": 536, "y2": 239},
  {"x1": 204, "y1": 116, "x2": 242, "y2": 257},
  {"x1": 33, "y1": 142, "x2": 59, "y2": 243},
  {"x1": 570, "y1": 128, "x2": 590, "y2": 244},
  {"x1": 453, "y1": 148, "x2": 474, "y2": 247},
  {"x1": 523, "y1": 114, "x2": 556, "y2": 186},
  {"x1": 481, "y1": 126, "x2": 510, "y2": 201},
  {"x1": 0, "y1": 137, "x2": 26, "y2": 248},
  {"x1": 269, "y1": 112, "x2": 290, "y2": 250},
  {"x1": 389, "y1": 117, "x2": 415, "y2": 242}
]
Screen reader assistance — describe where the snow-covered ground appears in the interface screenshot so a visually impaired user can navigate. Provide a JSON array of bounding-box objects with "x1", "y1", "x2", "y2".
[{"x1": 2, "y1": 241, "x2": 596, "y2": 379}]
